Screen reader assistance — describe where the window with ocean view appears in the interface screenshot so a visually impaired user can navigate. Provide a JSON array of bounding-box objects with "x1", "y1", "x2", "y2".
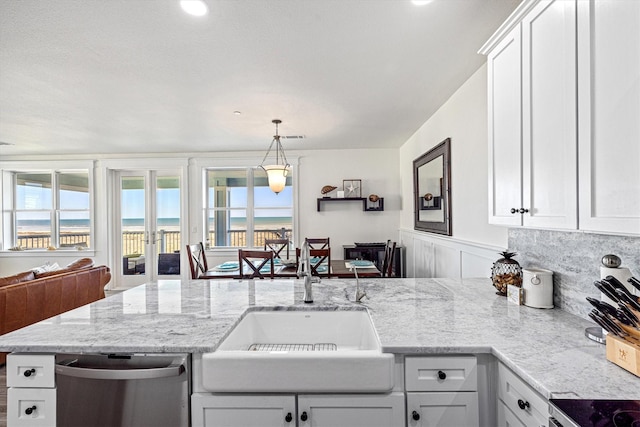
[
  {"x1": 2, "y1": 169, "x2": 92, "y2": 250},
  {"x1": 206, "y1": 168, "x2": 293, "y2": 249}
]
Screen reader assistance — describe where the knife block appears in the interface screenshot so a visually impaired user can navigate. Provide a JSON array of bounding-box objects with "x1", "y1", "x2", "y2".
[{"x1": 606, "y1": 334, "x2": 640, "y2": 377}]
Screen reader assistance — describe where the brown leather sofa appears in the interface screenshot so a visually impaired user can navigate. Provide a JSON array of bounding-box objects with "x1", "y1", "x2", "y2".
[{"x1": 0, "y1": 258, "x2": 111, "y2": 364}]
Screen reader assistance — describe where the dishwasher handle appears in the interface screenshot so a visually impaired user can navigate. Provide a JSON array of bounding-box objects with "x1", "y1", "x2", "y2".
[{"x1": 56, "y1": 361, "x2": 185, "y2": 381}]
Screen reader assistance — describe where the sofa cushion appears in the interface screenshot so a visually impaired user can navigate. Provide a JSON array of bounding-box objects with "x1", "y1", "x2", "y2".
[
  {"x1": 66, "y1": 258, "x2": 94, "y2": 270},
  {"x1": 33, "y1": 258, "x2": 95, "y2": 279},
  {"x1": 31, "y1": 262, "x2": 61, "y2": 276},
  {"x1": 0, "y1": 271, "x2": 36, "y2": 287}
]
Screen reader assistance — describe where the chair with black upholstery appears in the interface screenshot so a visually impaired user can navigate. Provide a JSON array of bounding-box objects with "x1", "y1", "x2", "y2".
[
  {"x1": 306, "y1": 237, "x2": 330, "y2": 250},
  {"x1": 186, "y1": 242, "x2": 216, "y2": 279},
  {"x1": 296, "y1": 247, "x2": 331, "y2": 278},
  {"x1": 264, "y1": 239, "x2": 290, "y2": 261},
  {"x1": 381, "y1": 240, "x2": 397, "y2": 277},
  {"x1": 238, "y1": 249, "x2": 274, "y2": 279}
]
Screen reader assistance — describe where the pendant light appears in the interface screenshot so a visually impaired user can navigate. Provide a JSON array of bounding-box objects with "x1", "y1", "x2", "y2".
[{"x1": 260, "y1": 119, "x2": 290, "y2": 194}]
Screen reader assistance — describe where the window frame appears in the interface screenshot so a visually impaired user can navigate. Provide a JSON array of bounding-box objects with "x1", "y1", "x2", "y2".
[
  {"x1": 193, "y1": 156, "x2": 298, "y2": 251},
  {"x1": 0, "y1": 160, "x2": 95, "y2": 252}
]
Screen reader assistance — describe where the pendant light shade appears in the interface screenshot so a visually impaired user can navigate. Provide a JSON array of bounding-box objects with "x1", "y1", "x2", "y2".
[{"x1": 260, "y1": 119, "x2": 290, "y2": 194}]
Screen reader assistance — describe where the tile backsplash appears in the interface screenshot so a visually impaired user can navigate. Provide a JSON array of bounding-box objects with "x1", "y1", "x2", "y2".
[{"x1": 508, "y1": 228, "x2": 640, "y2": 319}]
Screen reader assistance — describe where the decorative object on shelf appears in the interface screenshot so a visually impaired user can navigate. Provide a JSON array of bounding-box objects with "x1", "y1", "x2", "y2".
[
  {"x1": 259, "y1": 119, "x2": 290, "y2": 194},
  {"x1": 343, "y1": 179, "x2": 361, "y2": 198},
  {"x1": 366, "y1": 194, "x2": 384, "y2": 211},
  {"x1": 491, "y1": 251, "x2": 522, "y2": 296},
  {"x1": 336, "y1": 190, "x2": 345, "y2": 198},
  {"x1": 321, "y1": 185, "x2": 337, "y2": 197}
]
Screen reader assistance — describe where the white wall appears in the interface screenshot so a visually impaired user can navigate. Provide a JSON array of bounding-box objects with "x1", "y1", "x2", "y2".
[
  {"x1": 398, "y1": 64, "x2": 508, "y2": 278},
  {"x1": 0, "y1": 148, "x2": 400, "y2": 277}
]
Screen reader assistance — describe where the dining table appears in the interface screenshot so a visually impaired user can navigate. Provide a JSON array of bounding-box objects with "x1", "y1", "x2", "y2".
[{"x1": 200, "y1": 259, "x2": 381, "y2": 279}]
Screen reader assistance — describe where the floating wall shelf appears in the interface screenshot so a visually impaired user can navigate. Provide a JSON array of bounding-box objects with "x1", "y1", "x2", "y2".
[{"x1": 316, "y1": 197, "x2": 384, "y2": 212}]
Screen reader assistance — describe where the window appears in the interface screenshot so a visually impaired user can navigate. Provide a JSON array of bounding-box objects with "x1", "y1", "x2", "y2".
[
  {"x1": 1, "y1": 167, "x2": 92, "y2": 250},
  {"x1": 205, "y1": 167, "x2": 293, "y2": 248}
]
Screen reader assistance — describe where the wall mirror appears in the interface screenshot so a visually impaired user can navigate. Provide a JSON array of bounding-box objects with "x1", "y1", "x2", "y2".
[{"x1": 413, "y1": 137, "x2": 451, "y2": 235}]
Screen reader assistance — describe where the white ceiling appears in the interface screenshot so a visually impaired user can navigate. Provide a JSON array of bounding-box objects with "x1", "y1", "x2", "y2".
[{"x1": 0, "y1": 0, "x2": 520, "y2": 156}]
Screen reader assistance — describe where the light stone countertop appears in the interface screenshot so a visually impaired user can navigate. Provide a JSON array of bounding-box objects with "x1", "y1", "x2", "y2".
[{"x1": 0, "y1": 277, "x2": 638, "y2": 400}]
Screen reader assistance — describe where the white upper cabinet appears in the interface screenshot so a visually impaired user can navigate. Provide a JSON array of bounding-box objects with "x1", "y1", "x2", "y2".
[
  {"x1": 482, "y1": 0, "x2": 639, "y2": 235},
  {"x1": 577, "y1": 0, "x2": 640, "y2": 235},
  {"x1": 521, "y1": 0, "x2": 577, "y2": 230},
  {"x1": 483, "y1": 0, "x2": 578, "y2": 230},
  {"x1": 486, "y1": 26, "x2": 523, "y2": 227}
]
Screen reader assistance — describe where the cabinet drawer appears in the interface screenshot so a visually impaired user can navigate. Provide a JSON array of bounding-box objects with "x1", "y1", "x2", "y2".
[
  {"x1": 405, "y1": 356, "x2": 477, "y2": 392},
  {"x1": 498, "y1": 363, "x2": 548, "y2": 427},
  {"x1": 7, "y1": 387, "x2": 57, "y2": 427},
  {"x1": 7, "y1": 353, "x2": 55, "y2": 388},
  {"x1": 497, "y1": 400, "x2": 527, "y2": 427}
]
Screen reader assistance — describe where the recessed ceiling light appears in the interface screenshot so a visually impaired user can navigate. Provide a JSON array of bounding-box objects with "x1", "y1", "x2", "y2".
[
  {"x1": 412, "y1": 0, "x2": 433, "y2": 5},
  {"x1": 180, "y1": 0, "x2": 208, "y2": 17},
  {"x1": 233, "y1": 111, "x2": 242, "y2": 115}
]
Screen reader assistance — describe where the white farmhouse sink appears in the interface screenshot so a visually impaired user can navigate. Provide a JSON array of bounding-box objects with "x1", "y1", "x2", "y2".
[{"x1": 201, "y1": 309, "x2": 394, "y2": 392}]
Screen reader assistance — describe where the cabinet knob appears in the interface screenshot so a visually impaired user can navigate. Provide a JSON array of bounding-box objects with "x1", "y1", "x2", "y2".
[
  {"x1": 25, "y1": 406, "x2": 37, "y2": 415},
  {"x1": 412, "y1": 410, "x2": 421, "y2": 421},
  {"x1": 285, "y1": 412, "x2": 292, "y2": 422},
  {"x1": 517, "y1": 399, "x2": 530, "y2": 410},
  {"x1": 23, "y1": 368, "x2": 36, "y2": 377},
  {"x1": 300, "y1": 411, "x2": 308, "y2": 421},
  {"x1": 510, "y1": 208, "x2": 518, "y2": 214},
  {"x1": 437, "y1": 370, "x2": 446, "y2": 380},
  {"x1": 519, "y1": 208, "x2": 529, "y2": 214}
]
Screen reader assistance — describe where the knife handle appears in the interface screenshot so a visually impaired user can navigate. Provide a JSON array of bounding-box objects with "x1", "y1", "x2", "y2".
[{"x1": 629, "y1": 276, "x2": 640, "y2": 293}]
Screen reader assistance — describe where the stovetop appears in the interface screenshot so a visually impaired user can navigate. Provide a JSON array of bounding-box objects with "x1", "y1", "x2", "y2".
[{"x1": 550, "y1": 399, "x2": 640, "y2": 427}]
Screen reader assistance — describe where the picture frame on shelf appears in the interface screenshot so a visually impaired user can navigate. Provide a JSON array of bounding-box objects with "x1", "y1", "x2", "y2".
[{"x1": 343, "y1": 179, "x2": 361, "y2": 198}]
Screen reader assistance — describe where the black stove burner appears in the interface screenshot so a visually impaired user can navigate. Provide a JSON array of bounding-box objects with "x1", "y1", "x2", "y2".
[{"x1": 551, "y1": 399, "x2": 640, "y2": 427}]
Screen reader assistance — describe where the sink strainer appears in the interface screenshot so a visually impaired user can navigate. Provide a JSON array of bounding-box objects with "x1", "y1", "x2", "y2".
[{"x1": 248, "y1": 343, "x2": 337, "y2": 352}]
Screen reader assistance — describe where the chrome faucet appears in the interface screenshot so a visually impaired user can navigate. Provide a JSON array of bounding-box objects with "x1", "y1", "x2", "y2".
[
  {"x1": 352, "y1": 265, "x2": 367, "y2": 303},
  {"x1": 297, "y1": 239, "x2": 318, "y2": 303}
]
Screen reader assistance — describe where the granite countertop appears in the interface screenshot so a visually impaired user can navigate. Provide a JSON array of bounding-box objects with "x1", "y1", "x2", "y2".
[{"x1": 0, "y1": 277, "x2": 638, "y2": 400}]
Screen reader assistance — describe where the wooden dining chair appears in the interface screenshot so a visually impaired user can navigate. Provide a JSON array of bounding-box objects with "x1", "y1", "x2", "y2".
[
  {"x1": 186, "y1": 242, "x2": 214, "y2": 279},
  {"x1": 264, "y1": 239, "x2": 290, "y2": 260},
  {"x1": 381, "y1": 240, "x2": 397, "y2": 277},
  {"x1": 305, "y1": 237, "x2": 330, "y2": 250},
  {"x1": 238, "y1": 249, "x2": 274, "y2": 279},
  {"x1": 296, "y1": 247, "x2": 331, "y2": 277}
]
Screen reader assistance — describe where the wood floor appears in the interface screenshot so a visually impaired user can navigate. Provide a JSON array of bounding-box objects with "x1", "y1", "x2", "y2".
[{"x1": 0, "y1": 364, "x2": 6, "y2": 427}]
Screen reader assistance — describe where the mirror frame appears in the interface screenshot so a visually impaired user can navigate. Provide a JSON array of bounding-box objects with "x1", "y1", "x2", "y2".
[{"x1": 413, "y1": 137, "x2": 452, "y2": 235}]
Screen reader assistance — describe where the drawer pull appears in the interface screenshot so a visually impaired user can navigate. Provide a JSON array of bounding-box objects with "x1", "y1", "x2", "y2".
[
  {"x1": 25, "y1": 405, "x2": 37, "y2": 415},
  {"x1": 300, "y1": 411, "x2": 308, "y2": 421},
  {"x1": 285, "y1": 412, "x2": 292, "y2": 422},
  {"x1": 437, "y1": 370, "x2": 446, "y2": 380},
  {"x1": 517, "y1": 399, "x2": 530, "y2": 410},
  {"x1": 412, "y1": 410, "x2": 420, "y2": 421},
  {"x1": 23, "y1": 368, "x2": 36, "y2": 377}
]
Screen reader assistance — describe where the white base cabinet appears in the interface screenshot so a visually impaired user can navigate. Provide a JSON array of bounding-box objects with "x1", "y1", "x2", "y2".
[
  {"x1": 497, "y1": 363, "x2": 548, "y2": 427},
  {"x1": 407, "y1": 392, "x2": 480, "y2": 427},
  {"x1": 6, "y1": 353, "x2": 57, "y2": 427},
  {"x1": 405, "y1": 356, "x2": 479, "y2": 427},
  {"x1": 191, "y1": 392, "x2": 405, "y2": 427}
]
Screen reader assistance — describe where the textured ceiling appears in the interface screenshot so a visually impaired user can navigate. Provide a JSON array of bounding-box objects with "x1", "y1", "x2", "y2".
[{"x1": 0, "y1": 0, "x2": 520, "y2": 156}]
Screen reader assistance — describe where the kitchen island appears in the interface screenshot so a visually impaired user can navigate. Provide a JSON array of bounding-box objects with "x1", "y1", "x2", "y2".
[{"x1": 1, "y1": 277, "x2": 639, "y2": 425}]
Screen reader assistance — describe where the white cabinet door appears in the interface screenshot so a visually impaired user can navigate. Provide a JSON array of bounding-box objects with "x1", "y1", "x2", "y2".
[
  {"x1": 407, "y1": 392, "x2": 479, "y2": 427},
  {"x1": 191, "y1": 394, "x2": 296, "y2": 427},
  {"x1": 487, "y1": 25, "x2": 523, "y2": 226},
  {"x1": 521, "y1": 0, "x2": 578, "y2": 229},
  {"x1": 497, "y1": 400, "x2": 527, "y2": 427},
  {"x1": 577, "y1": 0, "x2": 640, "y2": 235},
  {"x1": 298, "y1": 393, "x2": 405, "y2": 427}
]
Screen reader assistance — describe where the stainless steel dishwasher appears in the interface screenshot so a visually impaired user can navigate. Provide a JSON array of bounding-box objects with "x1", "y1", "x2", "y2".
[{"x1": 55, "y1": 353, "x2": 189, "y2": 427}]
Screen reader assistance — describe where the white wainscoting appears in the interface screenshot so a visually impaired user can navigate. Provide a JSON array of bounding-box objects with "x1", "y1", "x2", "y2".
[{"x1": 399, "y1": 228, "x2": 505, "y2": 279}]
